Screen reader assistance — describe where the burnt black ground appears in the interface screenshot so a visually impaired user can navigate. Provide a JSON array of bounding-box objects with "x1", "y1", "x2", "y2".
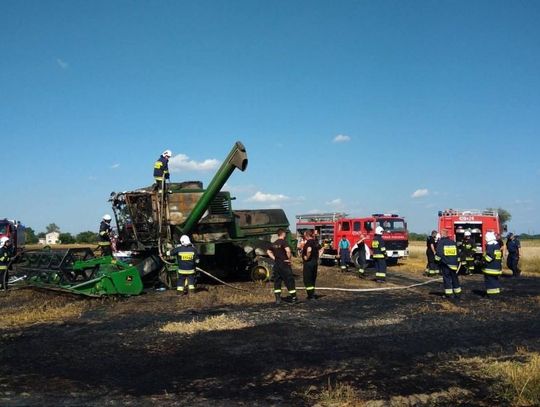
[{"x1": 1, "y1": 269, "x2": 539, "y2": 406}]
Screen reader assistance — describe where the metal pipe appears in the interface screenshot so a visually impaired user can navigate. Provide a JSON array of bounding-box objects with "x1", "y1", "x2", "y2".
[{"x1": 181, "y1": 141, "x2": 248, "y2": 234}]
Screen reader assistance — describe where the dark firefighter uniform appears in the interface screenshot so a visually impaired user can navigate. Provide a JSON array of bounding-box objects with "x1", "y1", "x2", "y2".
[
  {"x1": 98, "y1": 220, "x2": 112, "y2": 256},
  {"x1": 483, "y1": 242, "x2": 503, "y2": 296},
  {"x1": 435, "y1": 236, "x2": 461, "y2": 298},
  {"x1": 153, "y1": 155, "x2": 170, "y2": 189},
  {"x1": 269, "y1": 238, "x2": 297, "y2": 303},
  {"x1": 356, "y1": 238, "x2": 367, "y2": 276},
  {"x1": 506, "y1": 235, "x2": 521, "y2": 278},
  {"x1": 371, "y1": 235, "x2": 387, "y2": 282},
  {"x1": 302, "y1": 237, "x2": 320, "y2": 299},
  {"x1": 0, "y1": 242, "x2": 13, "y2": 289},
  {"x1": 459, "y1": 237, "x2": 476, "y2": 274},
  {"x1": 169, "y1": 245, "x2": 198, "y2": 294},
  {"x1": 425, "y1": 235, "x2": 439, "y2": 276}
]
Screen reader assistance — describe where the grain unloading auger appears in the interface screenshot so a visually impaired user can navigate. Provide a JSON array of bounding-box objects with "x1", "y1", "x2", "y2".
[{"x1": 12, "y1": 248, "x2": 143, "y2": 297}]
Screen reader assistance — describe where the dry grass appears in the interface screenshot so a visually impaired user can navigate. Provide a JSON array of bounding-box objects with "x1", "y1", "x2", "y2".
[
  {"x1": 459, "y1": 349, "x2": 540, "y2": 406},
  {"x1": 304, "y1": 379, "x2": 366, "y2": 407},
  {"x1": 159, "y1": 313, "x2": 253, "y2": 335},
  {"x1": 0, "y1": 290, "x2": 89, "y2": 328}
]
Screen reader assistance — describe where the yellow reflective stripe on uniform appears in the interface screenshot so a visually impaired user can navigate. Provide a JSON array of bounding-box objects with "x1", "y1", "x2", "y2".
[
  {"x1": 178, "y1": 253, "x2": 194, "y2": 261},
  {"x1": 154, "y1": 176, "x2": 164, "y2": 181},
  {"x1": 434, "y1": 255, "x2": 441, "y2": 261},
  {"x1": 483, "y1": 269, "x2": 502, "y2": 275},
  {"x1": 289, "y1": 290, "x2": 296, "y2": 294},
  {"x1": 494, "y1": 250, "x2": 502, "y2": 260},
  {"x1": 449, "y1": 265, "x2": 458, "y2": 271},
  {"x1": 0, "y1": 265, "x2": 7, "y2": 270},
  {"x1": 445, "y1": 289, "x2": 453, "y2": 295},
  {"x1": 373, "y1": 254, "x2": 385, "y2": 258},
  {"x1": 486, "y1": 288, "x2": 501, "y2": 294},
  {"x1": 274, "y1": 289, "x2": 282, "y2": 293},
  {"x1": 98, "y1": 242, "x2": 111, "y2": 246},
  {"x1": 154, "y1": 161, "x2": 163, "y2": 169},
  {"x1": 453, "y1": 287, "x2": 462, "y2": 294},
  {"x1": 188, "y1": 285, "x2": 195, "y2": 289},
  {"x1": 178, "y1": 270, "x2": 195, "y2": 275},
  {"x1": 484, "y1": 255, "x2": 493, "y2": 262},
  {"x1": 305, "y1": 286, "x2": 315, "y2": 291},
  {"x1": 177, "y1": 287, "x2": 184, "y2": 291},
  {"x1": 381, "y1": 248, "x2": 386, "y2": 252},
  {"x1": 375, "y1": 272, "x2": 386, "y2": 277},
  {"x1": 99, "y1": 231, "x2": 107, "y2": 236},
  {"x1": 372, "y1": 241, "x2": 379, "y2": 248}
]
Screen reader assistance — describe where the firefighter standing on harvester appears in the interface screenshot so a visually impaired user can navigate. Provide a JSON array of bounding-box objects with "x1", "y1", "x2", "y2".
[
  {"x1": 435, "y1": 229, "x2": 461, "y2": 300},
  {"x1": 167, "y1": 235, "x2": 198, "y2": 295},
  {"x1": 98, "y1": 215, "x2": 113, "y2": 256},
  {"x1": 459, "y1": 230, "x2": 476, "y2": 275},
  {"x1": 483, "y1": 231, "x2": 503, "y2": 297},
  {"x1": 153, "y1": 149, "x2": 172, "y2": 191},
  {"x1": 372, "y1": 226, "x2": 387, "y2": 283},
  {"x1": 0, "y1": 237, "x2": 14, "y2": 290}
]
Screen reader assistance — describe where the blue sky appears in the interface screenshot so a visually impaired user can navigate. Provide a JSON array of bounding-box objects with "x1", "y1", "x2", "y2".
[{"x1": 1, "y1": 0, "x2": 539, "y2": 234}]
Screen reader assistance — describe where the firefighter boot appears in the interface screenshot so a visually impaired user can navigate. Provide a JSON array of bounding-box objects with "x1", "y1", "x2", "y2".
[{"x1": 274, "y1": 293, "x2": 282, "y2": 305}]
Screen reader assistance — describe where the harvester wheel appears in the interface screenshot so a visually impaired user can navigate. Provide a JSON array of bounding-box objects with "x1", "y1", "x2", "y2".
[{"x1": 251, "y1": 263, "x2": 271, "y2": 282}]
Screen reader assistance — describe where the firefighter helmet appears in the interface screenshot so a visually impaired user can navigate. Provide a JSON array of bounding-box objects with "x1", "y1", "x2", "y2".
[
  {"x1": 464, "y1": 231, "x2": 471, "y2": 237},
  {"x1": 180, "y1": 235, "x2": 191, "y2": 246},
  {"x1": 103, "y1": 214, "x2": 112, "y2": 222},
  {"x1": 0, "y1": 236, "x2": 9, "y2": 247},
  {"x1": 485, "y1": 231, "x2": 496, "y2": 243},
  {"x1": 375, "y1": 226, "x2": 384, "y2": 235},
  {"x1": 162, "y1": 150, "x2": 172, "y2": 158}
]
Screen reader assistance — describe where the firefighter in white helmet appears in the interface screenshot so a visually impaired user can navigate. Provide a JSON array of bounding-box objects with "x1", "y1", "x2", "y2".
[
  {"x1": 98, "y1": 214, "x2": 113, "y2": 256},
  {"x1": 483, "y1": 231, "x2": 503, "y2": 297},
  {"x1": 167, "y1": 235, "x2": 199, "y2": 295},
  {"x1": 460, "y1": 230, "x2": 476, "y2": 274},
  {"x1": 0, "y1": 236, "x2": 13, "y2": 290},
  {"x1": 371, "y1": 226, "x2": 387, "y2": 282},
  {"x1": 153, "y1": 149, "x2": 172, "y2": 191}
]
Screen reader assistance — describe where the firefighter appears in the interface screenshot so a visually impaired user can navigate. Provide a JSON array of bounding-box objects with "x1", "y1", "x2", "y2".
[
  {"x1": 460, "y1": 230, "x2": 476, "y2": 275},
  {"x1": 372, "y1": 226, "x2": 387, "y2": 282},
  {"x1": 98, "y1": 214, "x2": 113, "y2": 256},
  {"x1": 167, "y1": 235, "x2": 198, "y2": 295},
  {"x1": 506, "y1": 233, "x2": 521, "y2": 278},
  {"x1": 435, "y1": 230, "x2": 461, "y2": 299},
  {"x1": 483, "y1": 231, "x2": 503, "y2": 297},
  {"x1": 267, "y1": 228, "x2": 297, "y2": 304},
  {"x1": 153, "y1": 149, "x2": 172, "y2": 191},
  {"x1": 302, "y1": 230, "x2": 321, "y2": 300},
  {"x1": 338, "y1": 235, "x2": 351, "y2": 271},
  {"x1": 356, "y1": 233, "x2": 367, "y2": 276},
  {"x1": 0, "y1": 237, "x2": 13, "y2": 290},
  {"x1": 425, "y1": 230, "x2": 439, "y2": 276}
]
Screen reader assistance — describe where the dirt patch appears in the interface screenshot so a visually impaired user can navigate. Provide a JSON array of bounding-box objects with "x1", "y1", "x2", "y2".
[{"x1": 1, "y1": 263, "x2": 539, "y2": 406}]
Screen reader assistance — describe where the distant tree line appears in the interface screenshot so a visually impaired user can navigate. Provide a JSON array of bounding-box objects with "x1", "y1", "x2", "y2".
[{"x1": 24, "y1": 223, "x2": 99, "y2": 244}]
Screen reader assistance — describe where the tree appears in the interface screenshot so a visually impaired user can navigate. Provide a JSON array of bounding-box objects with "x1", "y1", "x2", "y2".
[
  {"x1": 487, "y1": 207, "x2": 512, "y2": 232},
  {"x1": 59, "y1": 232, "x2": 76, "y2": 244},
  {"x1": 46, "y1": 223, "x2": 60, "y2": 233},
  {"x1": 76, "y1": 231, "x2": 99, "y2": 243},
  {"x1": 24, "y1": 227, "x2": 39, "y2": 244},
  {"x1": 37, "y1": 232, "x2": 45, "y2": 239}
]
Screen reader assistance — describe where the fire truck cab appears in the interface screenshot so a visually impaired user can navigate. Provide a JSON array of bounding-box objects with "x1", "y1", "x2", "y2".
[
  {"x1": 0, "y1": 219, "x2": 26, "y2": 254},
  {"x1": 437, "y1": 209, "x2": 501, "y2": 259},
  {"x1": 296, "y1": 213, "x2": 409, "y2": 267}
]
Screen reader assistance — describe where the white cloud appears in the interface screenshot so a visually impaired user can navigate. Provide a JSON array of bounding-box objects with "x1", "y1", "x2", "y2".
[
  {"x1": 111, "y1": 163, "x2": 120, "y2": 169},
  {"x1": 57, "y1": 58, "x2": 68, "y2": 69},
  {"x1": 326, "y1": 198, "x2": 343, "y2": 206},
  {"x1": 411, "y1": 189, "x2": 429, "y2": 198},
  {"x1": 169, "y1": 154, "x2": 220, "y2": 172},
  {"x1": 246, "y1": 191, "x2": 290, "y2": 203},
  {"x1": 333, "y1": 134, "x2": 351, "y2": 143}
]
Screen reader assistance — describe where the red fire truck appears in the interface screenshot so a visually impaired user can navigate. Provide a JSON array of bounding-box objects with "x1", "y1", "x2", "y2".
[
  {"x1": 296, "y1": 213, "x2": 409, "y2": 267},
  {"x1": 0, "y1": 218, "x2": 26, "y2": 254},
  {"x1": 437, "y1": 209, "x2": 502, "y2": 259}
]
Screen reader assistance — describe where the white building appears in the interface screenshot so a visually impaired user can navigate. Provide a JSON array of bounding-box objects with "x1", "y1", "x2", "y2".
[{"x1": 44, "y1": 232, "x2": 60, "y2": 245}]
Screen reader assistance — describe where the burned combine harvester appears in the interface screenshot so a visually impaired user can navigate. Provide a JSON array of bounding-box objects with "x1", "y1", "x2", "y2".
[{"x1": 110, "y1": 141, "x2": 294, "y2": 283}]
